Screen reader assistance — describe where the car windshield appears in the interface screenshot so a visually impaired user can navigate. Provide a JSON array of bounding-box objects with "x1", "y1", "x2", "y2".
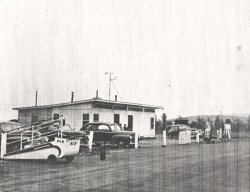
[
  {"x1": 85, "y1": 124, "x2": 98, "y2": 131},
  {"x1": 110, "y1": 124, "x2": 122, "y2": 132},
  {"x1": 169, "y1": 126, "x2": 178, "y2": 132}
]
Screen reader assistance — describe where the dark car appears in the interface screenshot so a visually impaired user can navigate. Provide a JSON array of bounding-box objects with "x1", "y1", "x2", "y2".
[
  {"x1": 167, "y1": 124, "x2": 191, "y2": 139},
  {"x1": 80, "y1": 122, "x2": 136, "y2": 147}
]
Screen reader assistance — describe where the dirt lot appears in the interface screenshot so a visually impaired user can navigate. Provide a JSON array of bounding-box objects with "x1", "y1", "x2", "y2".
[{"x1": 0, "y1": 135, "x2": 250, "y2": 192}]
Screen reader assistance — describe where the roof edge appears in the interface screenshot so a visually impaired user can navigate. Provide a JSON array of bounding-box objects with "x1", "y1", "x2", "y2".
[{"x1": 13, "y1": 98, "x2": 164, "y2": 110}]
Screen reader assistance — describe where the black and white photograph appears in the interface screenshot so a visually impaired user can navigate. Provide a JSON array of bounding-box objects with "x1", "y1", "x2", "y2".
[{"x1": 0, "y1": 0, "x2": 250, "y2": 191}]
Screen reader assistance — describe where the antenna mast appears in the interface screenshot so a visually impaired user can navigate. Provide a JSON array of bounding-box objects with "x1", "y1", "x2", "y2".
[{"x1": 105, "y1": 72, "x2": 116, "y2": 100}]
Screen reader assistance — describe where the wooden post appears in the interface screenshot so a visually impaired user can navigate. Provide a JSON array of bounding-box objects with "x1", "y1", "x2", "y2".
[
  {"x1": 1, "y1": 133, "x2": 7, "y2": 159},
  {"x1": 196, "y1": 132, "x2": 199, "y2": 143},
  {"x1": 20, "y1": 132, "x2": 23, "y2": 150},
  {"x1": 219, "y1": 128, "x2": 222, "y2": 139},
  {"x1": 162, "y1": 130, "x2": 166, "y2": 147},
  {"x1": 31, "y1": 125, "x2": 34, "y2": 146},
  {"x1": 88, "y1": 131, "x2": 94, "y2": 151},
  {"x1": 228, "y1": 130, "x2": 231, "y2": 139},
  {"x1": 135, "y1": 132, "x2": 138, "y2": 149}
]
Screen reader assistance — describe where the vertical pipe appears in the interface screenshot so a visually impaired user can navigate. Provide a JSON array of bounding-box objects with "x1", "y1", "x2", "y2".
[
  {"x1": 109, "y1": 73, "x2": 111, "y2": 100},
  {"x1": 96, "y1": 90, "x2": 98, "y2": 99},
  {"x1": 71, "y1": 92, "x2": 74, "y2": 102},
  {"x1": 35, "y1": 91, "x2": 38, "y2": 106}
]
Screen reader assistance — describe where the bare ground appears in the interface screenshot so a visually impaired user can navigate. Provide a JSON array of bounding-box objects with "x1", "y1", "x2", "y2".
[{"x1": 0, "y1": 135, "x2": 250, "y2": 192}]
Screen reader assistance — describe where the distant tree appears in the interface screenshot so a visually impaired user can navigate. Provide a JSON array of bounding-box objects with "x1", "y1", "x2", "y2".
[
  {"x1": 214, "y1": 116, "x2": 221, "y2": 130},
  {"x1": 220, "y1": 119, "x2": 224, "y2": 131},
  {"x1": 190, "y1": 121, "x2": 198, "y2": 128},
  {"x1": 155, "y1": 119, "x2": 162, "y2": 129},
  {"x1": 232, "y1": 118, "x2": 246, "y2": 132},
  {"x1": 197, "y1": 117, "x2": 206, "y2": 129},
  {"x1": 247, "y1": 115, "x2": 250, "y2": 130},
  {"x1": 162, "y1": 113, "x2": 167, "y2": 129}
]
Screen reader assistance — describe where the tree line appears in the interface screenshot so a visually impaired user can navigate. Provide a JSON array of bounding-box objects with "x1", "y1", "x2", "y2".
[{"x1": 155, "y1": 113, "x2": 250, "y2": 134}]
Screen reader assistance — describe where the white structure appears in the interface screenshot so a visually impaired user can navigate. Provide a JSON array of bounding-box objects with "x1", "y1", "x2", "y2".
[
  {"x1": 13, "y1": 98, "x2": 163, "y2": 138},
  {"x1": 224, "y1": 123, "x2": 231, "y2": 139},
  {"x1": 178, "y1": 130, "x2": 191, "y2": 144}
]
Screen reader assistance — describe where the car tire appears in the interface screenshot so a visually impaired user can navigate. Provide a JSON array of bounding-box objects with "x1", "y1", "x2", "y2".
[
  {"x1": 123, "y1": 141, "x2": 130, "y2": 147},
  {"x1": 47, "y1": 155, "x2": 57, "y2": 164}
]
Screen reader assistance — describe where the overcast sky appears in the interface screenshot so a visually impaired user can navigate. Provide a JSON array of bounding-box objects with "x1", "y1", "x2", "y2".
[{"x1": 0, "y1": 0, "x2": 250, "y2": 120}]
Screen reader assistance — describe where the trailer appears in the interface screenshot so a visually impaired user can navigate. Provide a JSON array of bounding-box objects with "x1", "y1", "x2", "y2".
[{"x1": 0, "y1": 119, "x2": 82, "y2": 163}]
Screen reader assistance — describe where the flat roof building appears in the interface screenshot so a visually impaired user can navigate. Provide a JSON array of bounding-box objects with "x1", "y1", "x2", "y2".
[{"x1": 13, "y1": 98, "x2": 163, "y2": 138}]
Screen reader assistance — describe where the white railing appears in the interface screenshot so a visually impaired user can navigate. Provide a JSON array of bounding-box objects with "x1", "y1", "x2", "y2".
[{"x1": 1, "y1": 117, "x2": 66, "y2": 156}]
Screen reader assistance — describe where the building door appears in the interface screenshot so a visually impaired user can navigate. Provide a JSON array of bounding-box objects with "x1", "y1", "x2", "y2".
[
  {"x1": 31, "y1": 113, "x2": 38, "y2": 123},
  {"x1": 114, "y1": 114, "x2": 120, "y2": 125},
  {"x1": 128, "y1": 115, "x2": 133, "y2": 131}
]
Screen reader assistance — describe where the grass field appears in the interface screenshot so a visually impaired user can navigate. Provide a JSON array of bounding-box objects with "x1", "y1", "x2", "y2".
[{"x1": 0, "y1": 135, "x2": 250, "y2": 192}]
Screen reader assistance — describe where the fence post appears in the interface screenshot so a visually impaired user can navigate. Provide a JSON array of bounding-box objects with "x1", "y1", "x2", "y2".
[
  {"x1": 196, "y1": 132, "x2": 200, "y2": 143},
  {"x1": 100, "y1": 143, "x2": 106, "y2": 160},
  {"x1": 162, "y1": 130, "x2": 166, "y2": 147},
  {"x1": 1, "y1": 133, "x2": 7, "y2": 159},
  {"x1": 88, "y1": 131, "x2": 94, "y2": 152},
  {"x1": 228, "y1": 130, "x2": 231, "y2": 139},
  {"x1": 20, "y1": 132, "x2": 23, "y2": 150},
  {"x1": 219, "y1": 128, "x2": 222, "y2": 139},
  {"x1": 31, "y1": 125, "x2": 34, "y2": 147},
  {"x1": 135, "y1": 132, "x2": 138, "y2": 149}
]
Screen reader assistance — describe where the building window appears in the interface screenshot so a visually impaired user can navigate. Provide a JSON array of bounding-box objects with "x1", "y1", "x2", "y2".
[
  {"x1": 128, "y1": 115, "x2": 133, "y2": 131},
  {"x1": 31, "y1": 113, "x2": 38, "y2": 123},
  {"x1": 114, "y1": 114, "x2": 120, "y2": 125},
  {"x1": 82, "y1": 114, "x2": 89, "y2": 126},
  {"x1": 150, "y1": 117, "x2": 154, "y2": 129},
  {"x1": 93, "y1": 114, "x2": 99, "y2": 122},
  {"x1": 53, "y1": 114, "x2": 59, "y2": 120}
]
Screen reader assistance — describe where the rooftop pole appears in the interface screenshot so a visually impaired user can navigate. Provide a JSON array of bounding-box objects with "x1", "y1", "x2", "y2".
[
  {"x1": 109, "y1": 73, "x2": 111, "y2": 100},
  {"x1": 35, "y1": 91, "x2": 38, "y2": 106}
]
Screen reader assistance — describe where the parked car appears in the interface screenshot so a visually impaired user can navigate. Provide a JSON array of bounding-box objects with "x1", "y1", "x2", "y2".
[
  {"x1": 80, "y1": 122, "x2": 137, "y2": 147},
  {"x1": 167, "y1": 124, "x2": 191, "y2": 139}
]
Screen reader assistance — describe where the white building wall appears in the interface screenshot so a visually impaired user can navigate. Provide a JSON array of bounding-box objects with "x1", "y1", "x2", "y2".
[
  {"x1": 50, "y1": 103, "x2": 155, "y2": 137},
  {"x1": 52, "y1": 103, "x2": 92, "y2": 130}
]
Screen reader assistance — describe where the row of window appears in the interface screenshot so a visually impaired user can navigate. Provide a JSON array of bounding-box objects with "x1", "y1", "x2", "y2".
[
  {"x1": 82, "y1": 114, "x2": 125, "y2": 127},
  {"x1": 82, "y1": 113, "x2": 154, "y2": 130},
  {"x1": 31, "y1": 113, "x2": 154, "y2": 130}
]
